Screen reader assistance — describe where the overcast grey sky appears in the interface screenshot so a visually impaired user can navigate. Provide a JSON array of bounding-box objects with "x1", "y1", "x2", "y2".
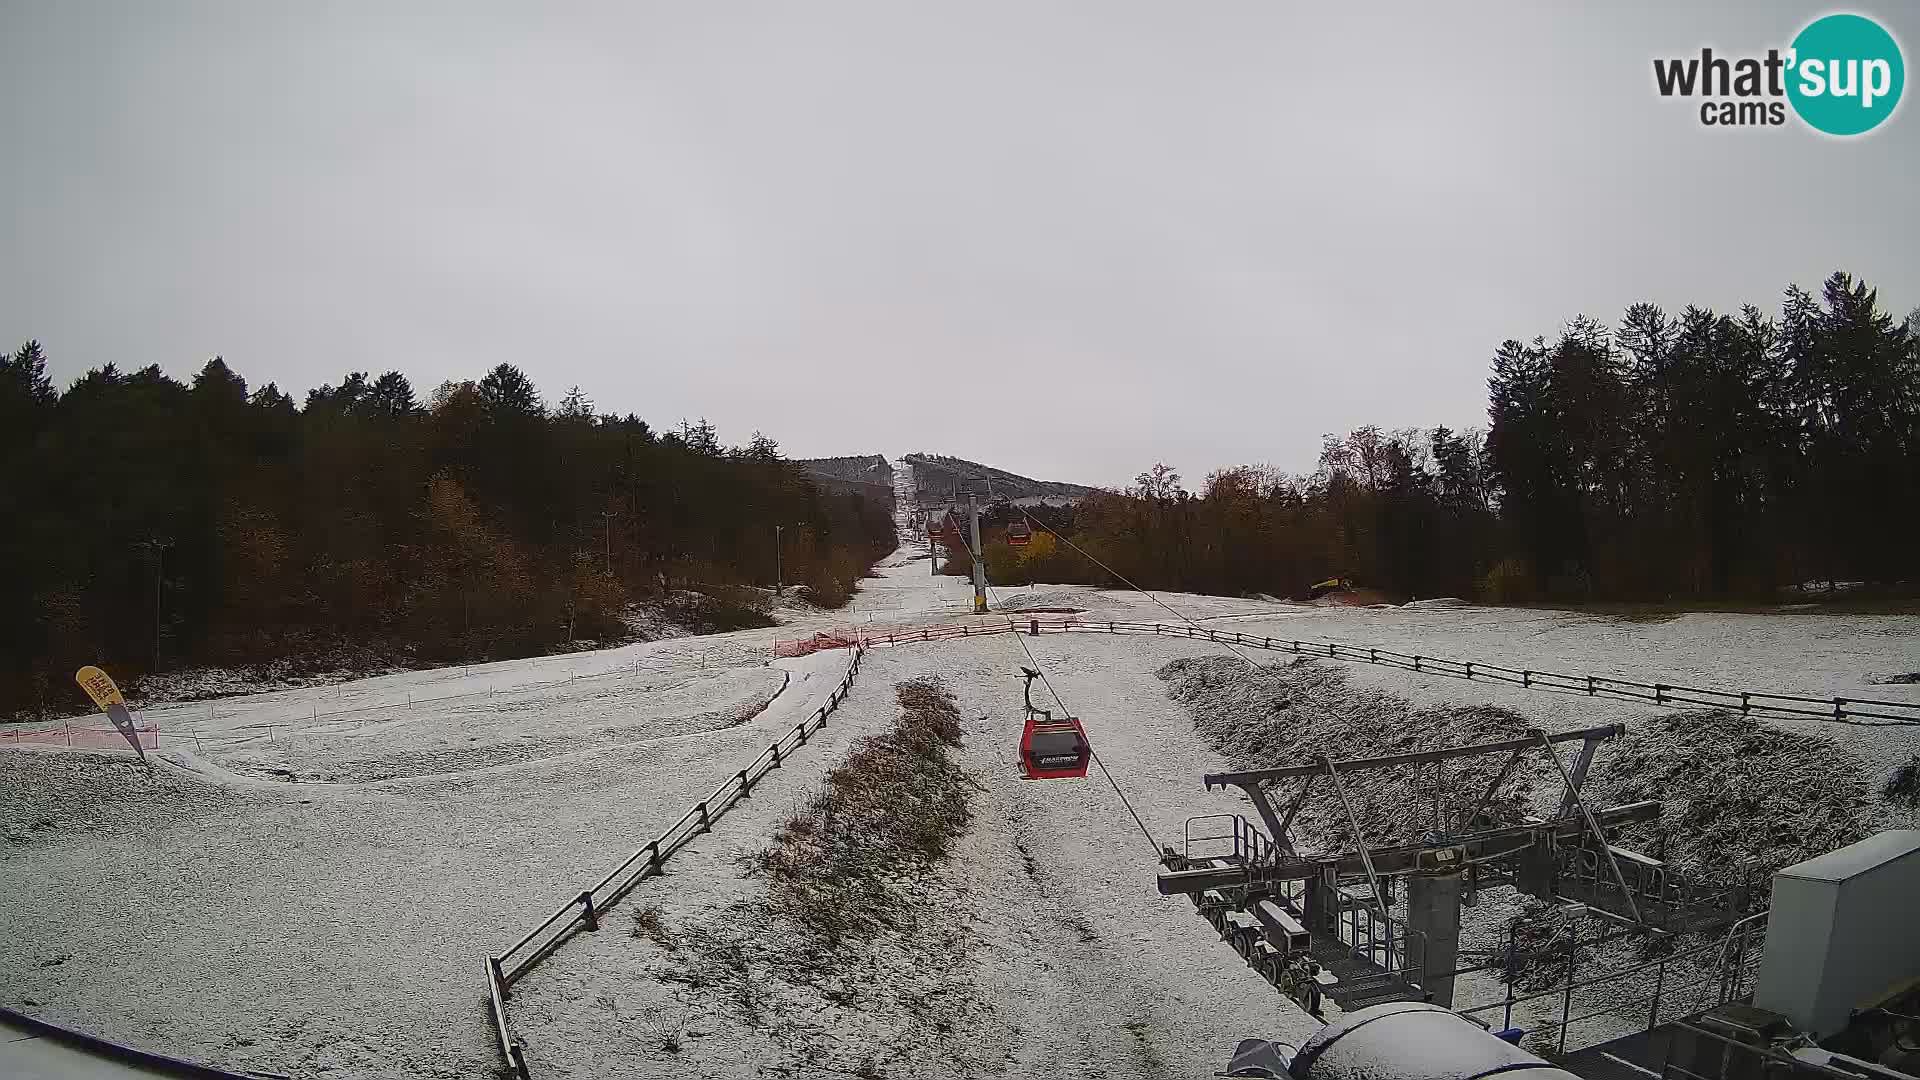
[{"x1": 3, "y1": 2, "x2": 1914, "y2": 488}]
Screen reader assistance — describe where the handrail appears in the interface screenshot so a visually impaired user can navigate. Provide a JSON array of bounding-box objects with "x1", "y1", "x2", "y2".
[
  {"x1": 814, "y1": 617, "x2": 1920, "y2": 727},
  {"x1": 483, "y1": 642, "x2": 867, "y2": 1080}
]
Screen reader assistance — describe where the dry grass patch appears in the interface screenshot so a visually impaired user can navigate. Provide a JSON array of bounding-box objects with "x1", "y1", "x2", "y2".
[{"x1": 748, "y1": 677, "x2": 972, "y2": 944}]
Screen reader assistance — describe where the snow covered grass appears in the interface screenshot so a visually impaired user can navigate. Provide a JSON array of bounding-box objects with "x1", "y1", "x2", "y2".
[
  {"x1": 750, "y1": 677, "x2": 972, "y2": 944},
  {"x1": 512, "y1": 636, "x2": 1311, "y2": 1079},
  {"x1": 0, "y1": 645, "x2": 850, "y2": 1078}
]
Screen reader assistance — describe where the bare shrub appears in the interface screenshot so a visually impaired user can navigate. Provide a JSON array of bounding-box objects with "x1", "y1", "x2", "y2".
[
  {"x1": 1886, "y1": 757, "x2": 1920, "y2": 809},
  {"x1": 748, "y1": 677, "x2": 972, "y2": 943},
  {"x1": 631, "y1": 904, "x2": 677, "y2": 950}
]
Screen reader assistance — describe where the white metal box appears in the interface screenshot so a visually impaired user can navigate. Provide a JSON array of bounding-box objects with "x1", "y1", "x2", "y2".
[{"x1": 1753, "y1": 830, "x2": 1920, "y2": 1038}]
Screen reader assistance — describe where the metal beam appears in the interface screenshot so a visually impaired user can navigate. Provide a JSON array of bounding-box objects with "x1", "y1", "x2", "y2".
[
  {"x1": 1277, "y1": 772, "x2": 1318, "y2": 848},
  {"x1": 1321, "y1": 754, "x2": 1394, "y2": 930},
  {"x1": 1456, "y1": 748, "x2": 1525, "y2": 834},
  {"x1": 1205, "y1": 725, "x2": 1625, "y2": 788},
  {"x1": 1227, "y1": 780, "x2": 1290, "y2": 850},
  {"x1": 1156, "y1": 800, "x2": 1661, "y2": 896},
  {"x1": 1553, "y1": 734, "x2": 1603, "y2": 820},
  {"x1": 1535, "y1": 729, "x2": 1644, "y2": 925}
]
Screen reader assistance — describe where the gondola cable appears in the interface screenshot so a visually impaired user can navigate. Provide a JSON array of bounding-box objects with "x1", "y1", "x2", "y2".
[
  {"x1": 1005, "y1": 618, "x2": 1162, "y2": 858},
  {"x1": 951, "y1": 504, "x2": 1162, "y2": 857},
  {"x1": 1010, "y1": 501, "x2": 1271, "y2": 674}
]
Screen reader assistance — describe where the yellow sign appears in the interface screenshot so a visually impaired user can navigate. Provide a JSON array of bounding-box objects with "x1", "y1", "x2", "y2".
[{"x1": 75, "y1": 665, "x2": 126, "y2": 709}]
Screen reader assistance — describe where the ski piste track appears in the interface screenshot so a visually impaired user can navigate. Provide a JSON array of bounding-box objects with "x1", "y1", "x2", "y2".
[
  {"x1": 485, "y1": 643, "x2": 867, "y2": 1080},
  {"x1": 483, "y1": 613, "x2": 1920, "y2": 1078}
]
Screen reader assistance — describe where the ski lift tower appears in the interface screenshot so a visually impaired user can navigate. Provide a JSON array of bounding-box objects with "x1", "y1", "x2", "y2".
[{"x1": 956, "y1": 478, "x2": 991, "y2": 613}]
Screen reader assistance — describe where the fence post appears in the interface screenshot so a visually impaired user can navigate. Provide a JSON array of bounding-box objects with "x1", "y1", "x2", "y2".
[
  {"x1": 578, "y1": 890, "x2": 599, "y2": 931},
  {"x1": 770, "y1": 742, "x2": 783, "y2": 767},
  {"x1": 736, "y1": 768, "x2": 751, "y2": 795},
  {"x1": 1523, "y1": 670, "x2": 1532, "y2": 688},
  {"x1": 1649, "y1": 956, "x2": 1666, "y2": 1030},
  {"x1": 1030, "y1": 619, "x2": 1039, "y2": 636},
  {"x1": 1586, "y1": 676, "x2": 1594, "y2": 696},
  {"x1": 1834, "y1": 698, "x2": 1845, "y2": 721},
  {"x1": 490, "y1": 954, "x2": 510, "y2": 998},
  {"x1": 1560, "y1": 929, "x2": 1576, "y2": 1054},
  {"x1": 1740, "y1": 692, "x2": 1750, "y2": 713},
  {"x1": 1654, "y1": 684, "x2": 1666, "y2": 706},
  {"x1": 1414, "y1": 655, "x2": 1423, "y2": 672},
  {"x1": 1502, "y1": 925, "x2": 1517, "y2": 1032},
  {"x1": 697, "y1": 802, "x2": 711, "y2": 833}
]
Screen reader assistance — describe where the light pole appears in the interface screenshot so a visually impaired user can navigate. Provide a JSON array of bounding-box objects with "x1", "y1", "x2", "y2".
[
  {"x1": 774, "y1": 524, "x2": 784, "y2": 594},
  {"x1": 137, "y1": 537, "x2": 173, "y2": 672},
  {"x1": 967, "y1": 494, "x2": 987, "y2": 614},
  {"x1": 600, "y1": 509, "x2": 617, "y2": 577}
]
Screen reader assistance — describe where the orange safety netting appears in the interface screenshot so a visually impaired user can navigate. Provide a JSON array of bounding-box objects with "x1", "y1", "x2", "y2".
[{"x1": 772, "y1": 631, "x2": 869, "y2": 657}]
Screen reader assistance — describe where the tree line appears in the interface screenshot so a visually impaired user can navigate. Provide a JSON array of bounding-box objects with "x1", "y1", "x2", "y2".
[
  {"x1": 949, "y1": 272, "x2": 1919, "y2": 605},
  {"x1": 0, "y1": 353, "x2": 894, "y2": 717}
]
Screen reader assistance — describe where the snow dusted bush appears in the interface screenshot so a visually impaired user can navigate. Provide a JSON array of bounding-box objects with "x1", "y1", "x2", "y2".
[
  {"x1": 1158, "y1": 655, "x2": 1880, "y2": 889},
  {"x1": 1883, "y1": 757, "x2": 1920, "y2": 809},
  {"x1": 1158, "y1": 655, "x2": 1540, "y2": 848},
  {"x1": 749, "y1": 677, "x2": 972, "y2": 943}
]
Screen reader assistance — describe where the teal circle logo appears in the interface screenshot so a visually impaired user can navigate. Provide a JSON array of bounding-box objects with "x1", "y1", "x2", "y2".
[{"x1": 1787, "y1": 13, "x2": 1904, "y2": 135}]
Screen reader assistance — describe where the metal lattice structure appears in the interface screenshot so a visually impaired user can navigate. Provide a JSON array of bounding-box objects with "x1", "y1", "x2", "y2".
[{"x1": 1157, "y1": 725, "x2": 1757, "y2": 1021}]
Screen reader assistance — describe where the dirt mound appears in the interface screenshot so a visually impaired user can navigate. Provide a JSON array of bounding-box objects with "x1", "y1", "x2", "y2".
[
  {"x1": 1156, "y1": 656, "x2": 1885, "y2": 885},
  {"x1": 1157, "y1": 656, "x2": 1540, "y2": 849},
  {"x1": 1586, "y1": 712, "x2": 1873, "y2": 884},
  {"x1": 1311, "y1": 587, "x2": 1397, "y2": 607},
  {"x1": 993, "y1": 588, "x2": 1109, "y2": 613},
  {"x1": 625, "y1": 677, "x2": 992, "y2": 1076}
]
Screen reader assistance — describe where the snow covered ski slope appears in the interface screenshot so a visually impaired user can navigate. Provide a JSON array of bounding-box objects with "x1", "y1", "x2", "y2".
[{"x1": 2, "y1": 455, "x2": 1915, "y2": 1078}]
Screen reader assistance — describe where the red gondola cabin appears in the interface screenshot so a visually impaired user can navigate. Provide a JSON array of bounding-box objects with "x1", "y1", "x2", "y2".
[
  {"x1": 1020, "y1": 713, "x2": 1091, "y2": 779},
  {"x1": 1006, "y1": 520, "x2": 1031, "y2": 546}
]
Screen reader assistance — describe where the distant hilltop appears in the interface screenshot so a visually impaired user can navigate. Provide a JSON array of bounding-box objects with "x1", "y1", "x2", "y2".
[
  {"x1": 794, "y1": 455, "x2": 895, "y2": 507},
  {"x1": 903, "y1": 453, "x2": 1099, "y2": 504}
]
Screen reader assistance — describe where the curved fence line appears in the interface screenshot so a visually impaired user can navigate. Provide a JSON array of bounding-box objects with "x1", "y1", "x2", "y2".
[
  {"x1": 484, "y1": 643, "x2": 867, "y2": 1080},
  {"x1": 118, "y1": 648, "x2": 719, "y2": 734},
  {"x1": 781, "y1": 617, "x2": 1920, "y2": 727},
  {"x1": 12, "y1": 651, "x2": 747, "y2": 753}
]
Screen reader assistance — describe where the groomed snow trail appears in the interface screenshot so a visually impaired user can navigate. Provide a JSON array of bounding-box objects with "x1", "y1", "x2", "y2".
[
  {"x1": 0, "y1": 644, "x2": 852, "y2": 1079},
  {"x1": 511, "y1": 633, "x2": 1314, "y2": 1079}
]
